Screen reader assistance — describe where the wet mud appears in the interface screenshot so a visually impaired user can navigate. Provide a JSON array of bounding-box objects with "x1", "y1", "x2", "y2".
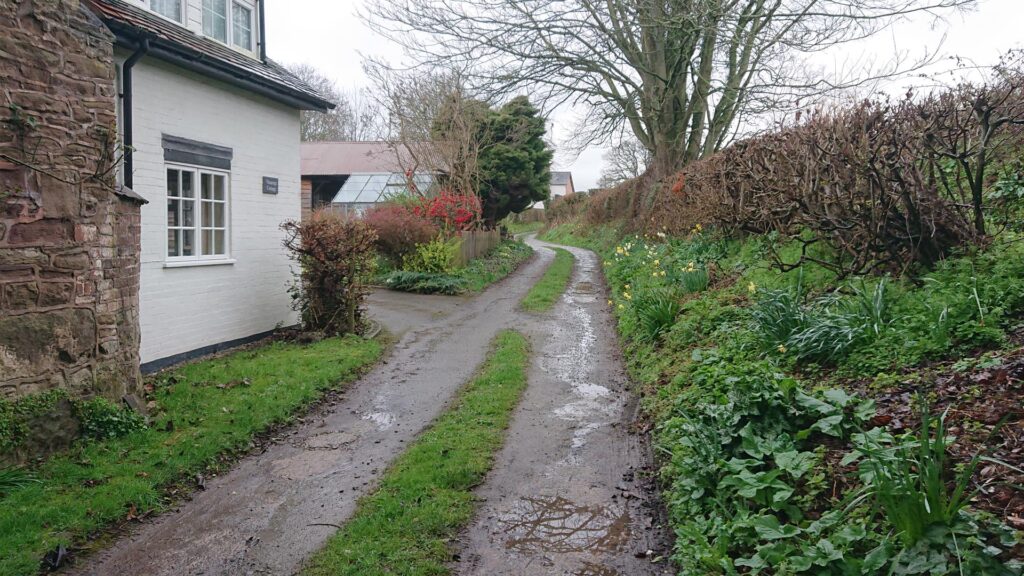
[{"x1": 453, "y1": 238, "x2": 670, "y2": 576}]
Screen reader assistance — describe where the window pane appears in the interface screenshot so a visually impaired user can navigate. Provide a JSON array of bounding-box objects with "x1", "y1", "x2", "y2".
[
  {"x1": 214, "y1": 203, "x2": 225, "y2": 228},
  {"x1": 151, "y1": 0, "x2": 181, "y2": 21},
  {"x1": 232, "y1": 3, "x2": 252, "y2": 49},
  {"x1": 202, "y1": 201, "x2": 212, "y2": 228},
  {"x1": 181, "y1": 170, "x2": 194, "y2": 198},
  {"x1": 214, "y1": 230, "x2": 226, "y2": 255},
  {"x1": 167, "y1": 230, "x2": 179, "y2": 258},
  {"x1": 166, "y1": 169, "x2": 180, "y2": 198},
  {"x1": 182, "y1": 198, "x2": 195, "y2": 227},
  {"x1": 167, "y1": 199, "x2": 180, "y2": 227},
  {"x1": 203, "y1": 0, "x2": 228, "y2": 41},
  {"x1": 201, "y1": 173, "x2": 213, "y2": 199},
  {"x1": 202, "y1": 230, "x2": 214, "y2": 256},
  {"x1": 182, "y1": 230, "x2": 195, "y2": 257},
  {"x1": 213, "y1": 175, "x2": 226, "y2": 200}
]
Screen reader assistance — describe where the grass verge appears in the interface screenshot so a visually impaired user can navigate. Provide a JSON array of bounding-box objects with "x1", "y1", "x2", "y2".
[
  {"x1": 303, "y1": 330, "x2": 530, "y2": 576},
  {"x1": 382, "y1": 240, "x2": 533, "y2": 295},
  {"x1": 520, "y1": 247, "x2": 574, "y2": 312},
  {"x1": 502, "y1": 220, "x2": 545, "y2": 235},
  {"x1": 0, "y1": 336, "x2": 382, "y2": 576}
]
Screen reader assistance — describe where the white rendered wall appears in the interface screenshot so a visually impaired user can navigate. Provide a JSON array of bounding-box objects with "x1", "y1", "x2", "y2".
[{"x1": 122, "y1": 53, "x2": 301, "y2": 364}]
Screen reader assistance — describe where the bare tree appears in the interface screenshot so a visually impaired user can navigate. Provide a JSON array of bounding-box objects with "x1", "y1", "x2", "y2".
[
  {"x1": 364, "y1": 64, "x2": 485, "y2": 196},
  {"x1": 598, "y1": 136, "x2": 653, "y2": 187},
  {"x1": 287, "y1": 63, "x2": 383, "y2": 141},
  {"x1": 366, "y1": 0, "x2": 975, "y2": 176}
]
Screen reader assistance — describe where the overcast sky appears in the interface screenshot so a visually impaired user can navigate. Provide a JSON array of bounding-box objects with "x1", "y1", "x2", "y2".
[{"x1": 266, "y1": 0, "x2": 1024, "y2": 190}]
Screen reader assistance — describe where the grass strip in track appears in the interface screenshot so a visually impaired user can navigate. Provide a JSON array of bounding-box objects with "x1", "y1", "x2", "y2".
[
  {"x1": 521, "y1": 247, "x2": 574, "y2": 312},
  {"x1": 0, "y1": 336, "x2": 382, "y2": 576},
  {"x1": 303, "y1": 330, "x2": 531, "y2": 576}
]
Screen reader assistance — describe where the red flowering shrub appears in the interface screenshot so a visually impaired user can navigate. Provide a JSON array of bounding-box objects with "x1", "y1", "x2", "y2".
[
  {"x1": 411, "y1": 189, "x2": 482, "y2": 232},
  {"x1": 282, "y1": 211, "x2": 377, "y2": 336},
  {"x1": 363, "y1": 203, "x2": 439, "y2": 265}
]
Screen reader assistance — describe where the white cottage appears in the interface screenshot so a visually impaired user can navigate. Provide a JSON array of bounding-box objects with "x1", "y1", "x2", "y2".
[{"x1": 85, "y1": 0, "x2": 333, "y2": 371}]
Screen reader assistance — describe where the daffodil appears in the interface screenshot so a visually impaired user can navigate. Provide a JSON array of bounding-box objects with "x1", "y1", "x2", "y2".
[
  {"x1": 608, "y1": 299, "x2": 613, "y2": 306},
  {"x1": 618, "y1": 304, "x2": 625, "y2": 310},
  {"x1": 660, "y1": 270, "x2": 667, "y2": 277},
  {"x1": 654, "y1": 259, "x2": 660, "y2": 266},
  {"x1": 623, "y1": 292, "x2": 632, "y2": 300},
  {"x1": 777, "y1": 344, "x2": 787, "y2": 354},
  {"x1": 747, "y1": 281, "x2": 757, "y2": 294}
]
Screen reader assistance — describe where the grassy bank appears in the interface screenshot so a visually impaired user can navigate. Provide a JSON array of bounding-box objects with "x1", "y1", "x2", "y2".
[
  {"x1": 0, "y1": 336, "x2": 383, "y2": 576},
  {"x1": 382, "y1": 240, "x2": 532, "y2": 295},
  {"x1": 520, "y1": 247, "x2": 574, "y2": 312},
  {"x1": 304, "y1": 330, "x2": 530, "y2": 576},
  {"x1": 540, "y1": 222, "x2": 1024, "y2": 575},
  {"x1": 502, "y1": 220, "x2": 545, "y2": 235}
]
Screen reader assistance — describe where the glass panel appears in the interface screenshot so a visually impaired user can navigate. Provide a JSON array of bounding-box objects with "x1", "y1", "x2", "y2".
[
  {"x1": 167, "y1": 199, "x2": 180, "y2": 227},
  {"x1": 167, "y1": 230, "x2": 179, "y2": 258},
  {"x1": 214, "y1": 230, "x2": 226, "y2": 255},
  {"x1": 182, "y1": 198, "x2": 195, "y2": 227},
  {"x1": 213, "y1": 175, "x2": 226, "y2": 201},
  {"x1": 333, "y1": 175, "x2": 371, "y2": 203},
  {"x1": 166, "y1": 169, "x2": 179, "y2": 197},
  {"x1": 232, "y1": 3, "x2": 253, "y2": 49},
  {"x1": 213, "y1": 203, "x2": 225, "y2": 228},
  {"x1": 182, "y1": 230, "x2": 195, "y2": 257},
  {"x1": 201, "y1": 173, "x2": 213, "y2": 199},
  {"x1": 181, "y1": 170, "x2": 194, "y2": 198},
  {"x1": 151, "y1": 0, "x2": 182, "y2": 21},
  {"x1": 202, "y1": 201, "x2": 212, "y2": 228},
  {"x1": 202, "y1": 230, "x2": 214, "y2": 256},
  {"x1": 203, "y1": 0, "x2": 228, "y2": 41}
]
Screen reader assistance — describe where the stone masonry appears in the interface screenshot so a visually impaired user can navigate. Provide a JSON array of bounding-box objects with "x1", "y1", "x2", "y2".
[{"x1": 0, "y1": 0, "x2": 143, "y2": 401}]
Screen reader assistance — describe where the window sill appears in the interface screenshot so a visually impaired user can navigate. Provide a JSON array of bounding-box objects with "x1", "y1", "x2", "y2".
[{"x1": 163, "y1": 259, "x2": 236, "y2": 269}]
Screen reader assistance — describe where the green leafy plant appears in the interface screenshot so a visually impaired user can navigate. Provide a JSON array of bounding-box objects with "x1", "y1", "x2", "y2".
[
  {"x1": 851, "y1": 408, "x2": 979, "y2": 547},
  {"x1": 402, "y1": 236, "x2": 460, "y2": 274},
  {"x1": 0, "y1": 467, "x2": 39, "y2": 497},
  {"x1": 634, "y1": 290, "x2": 682, "y2": 342},
  {"x1": 383, "y1": 270, "x2": 468, "y2": 295},
  {"x1": 72, "y1": 398, "x2": 146, "y2": 441}
]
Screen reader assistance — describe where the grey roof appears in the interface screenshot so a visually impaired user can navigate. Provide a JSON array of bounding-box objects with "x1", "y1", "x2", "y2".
[
  {"x1": 551, "y1": 171, "x2": 573, "y2": 186},
  {"x1": 86, "y1": 0, "x2": 334, "y2": 112}
]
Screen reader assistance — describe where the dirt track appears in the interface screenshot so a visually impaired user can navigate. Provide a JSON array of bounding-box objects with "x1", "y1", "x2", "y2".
[
  {"x1": 453, "y1": 238, "x2": 670, "y2": 576},
  {"x1": 70, "y1": 237, "x2": 668, "y2": 576}
]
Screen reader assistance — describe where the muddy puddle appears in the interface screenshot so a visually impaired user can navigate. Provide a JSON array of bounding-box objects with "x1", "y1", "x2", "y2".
[
  {"x1": 499, "y1": 496, "x2": 631, "y2": 554},
  {"x1": 571, "y1": 561, "x2": 625, "y2": 576}
]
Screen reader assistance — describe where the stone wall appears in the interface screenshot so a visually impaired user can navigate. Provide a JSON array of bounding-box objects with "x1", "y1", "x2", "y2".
[{"x1": 0, "y1": 0, "x2": 143, "y2": 401}]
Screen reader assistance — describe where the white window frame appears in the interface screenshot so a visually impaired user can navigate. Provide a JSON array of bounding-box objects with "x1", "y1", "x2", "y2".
[
  {"x1": 146, "y1": 0, "x2": 185, "y2": 24},
  {"x1": 165, "y1": 163, "x2": 232, "y2": 265},
  {"x1": 202, "y1": 0, "x2": 258, "y2": 55}
]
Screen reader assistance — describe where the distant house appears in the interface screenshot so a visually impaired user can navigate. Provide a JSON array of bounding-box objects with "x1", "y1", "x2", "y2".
[
  {"x1": 300, "y1": 142, "x2": 436, "y2": 219},
  {"x1": 531, "y1": 171, "x2": 576, "y2": 209},
  {"x1": 87, "y1": 0, "x2": 334, "y2": 370},
  {"x1": 550, "y1": 171, "x2": 577, "y2": 199}
]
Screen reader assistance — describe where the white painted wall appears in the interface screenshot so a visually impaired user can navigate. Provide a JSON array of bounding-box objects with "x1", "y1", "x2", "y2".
[{"x1": 121, "y1": 52, "x2": 301, "y2": 364}]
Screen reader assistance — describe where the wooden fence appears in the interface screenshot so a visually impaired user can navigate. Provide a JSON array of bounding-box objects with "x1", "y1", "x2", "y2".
[{"x1": 454, "y1": 230, "x2": 502, "y2": 267}]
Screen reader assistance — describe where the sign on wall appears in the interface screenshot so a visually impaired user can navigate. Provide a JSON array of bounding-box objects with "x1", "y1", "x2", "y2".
[{"x1": 262, "y1": 177, "x2": 279, "y2": 195}]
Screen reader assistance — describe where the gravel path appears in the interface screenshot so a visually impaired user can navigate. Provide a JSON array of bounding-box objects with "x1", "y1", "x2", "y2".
[{"x1": 70, "y1": 236, "x2": 669, "y2": 576}]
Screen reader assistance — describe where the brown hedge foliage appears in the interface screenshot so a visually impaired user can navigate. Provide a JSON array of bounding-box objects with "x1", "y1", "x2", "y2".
[
  {"x1": 586, "y1": 60, "x2": 1024, "y2": 276},
  {"x1": 282, "y1": 211, "x2": 378, "y2": 335}
]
